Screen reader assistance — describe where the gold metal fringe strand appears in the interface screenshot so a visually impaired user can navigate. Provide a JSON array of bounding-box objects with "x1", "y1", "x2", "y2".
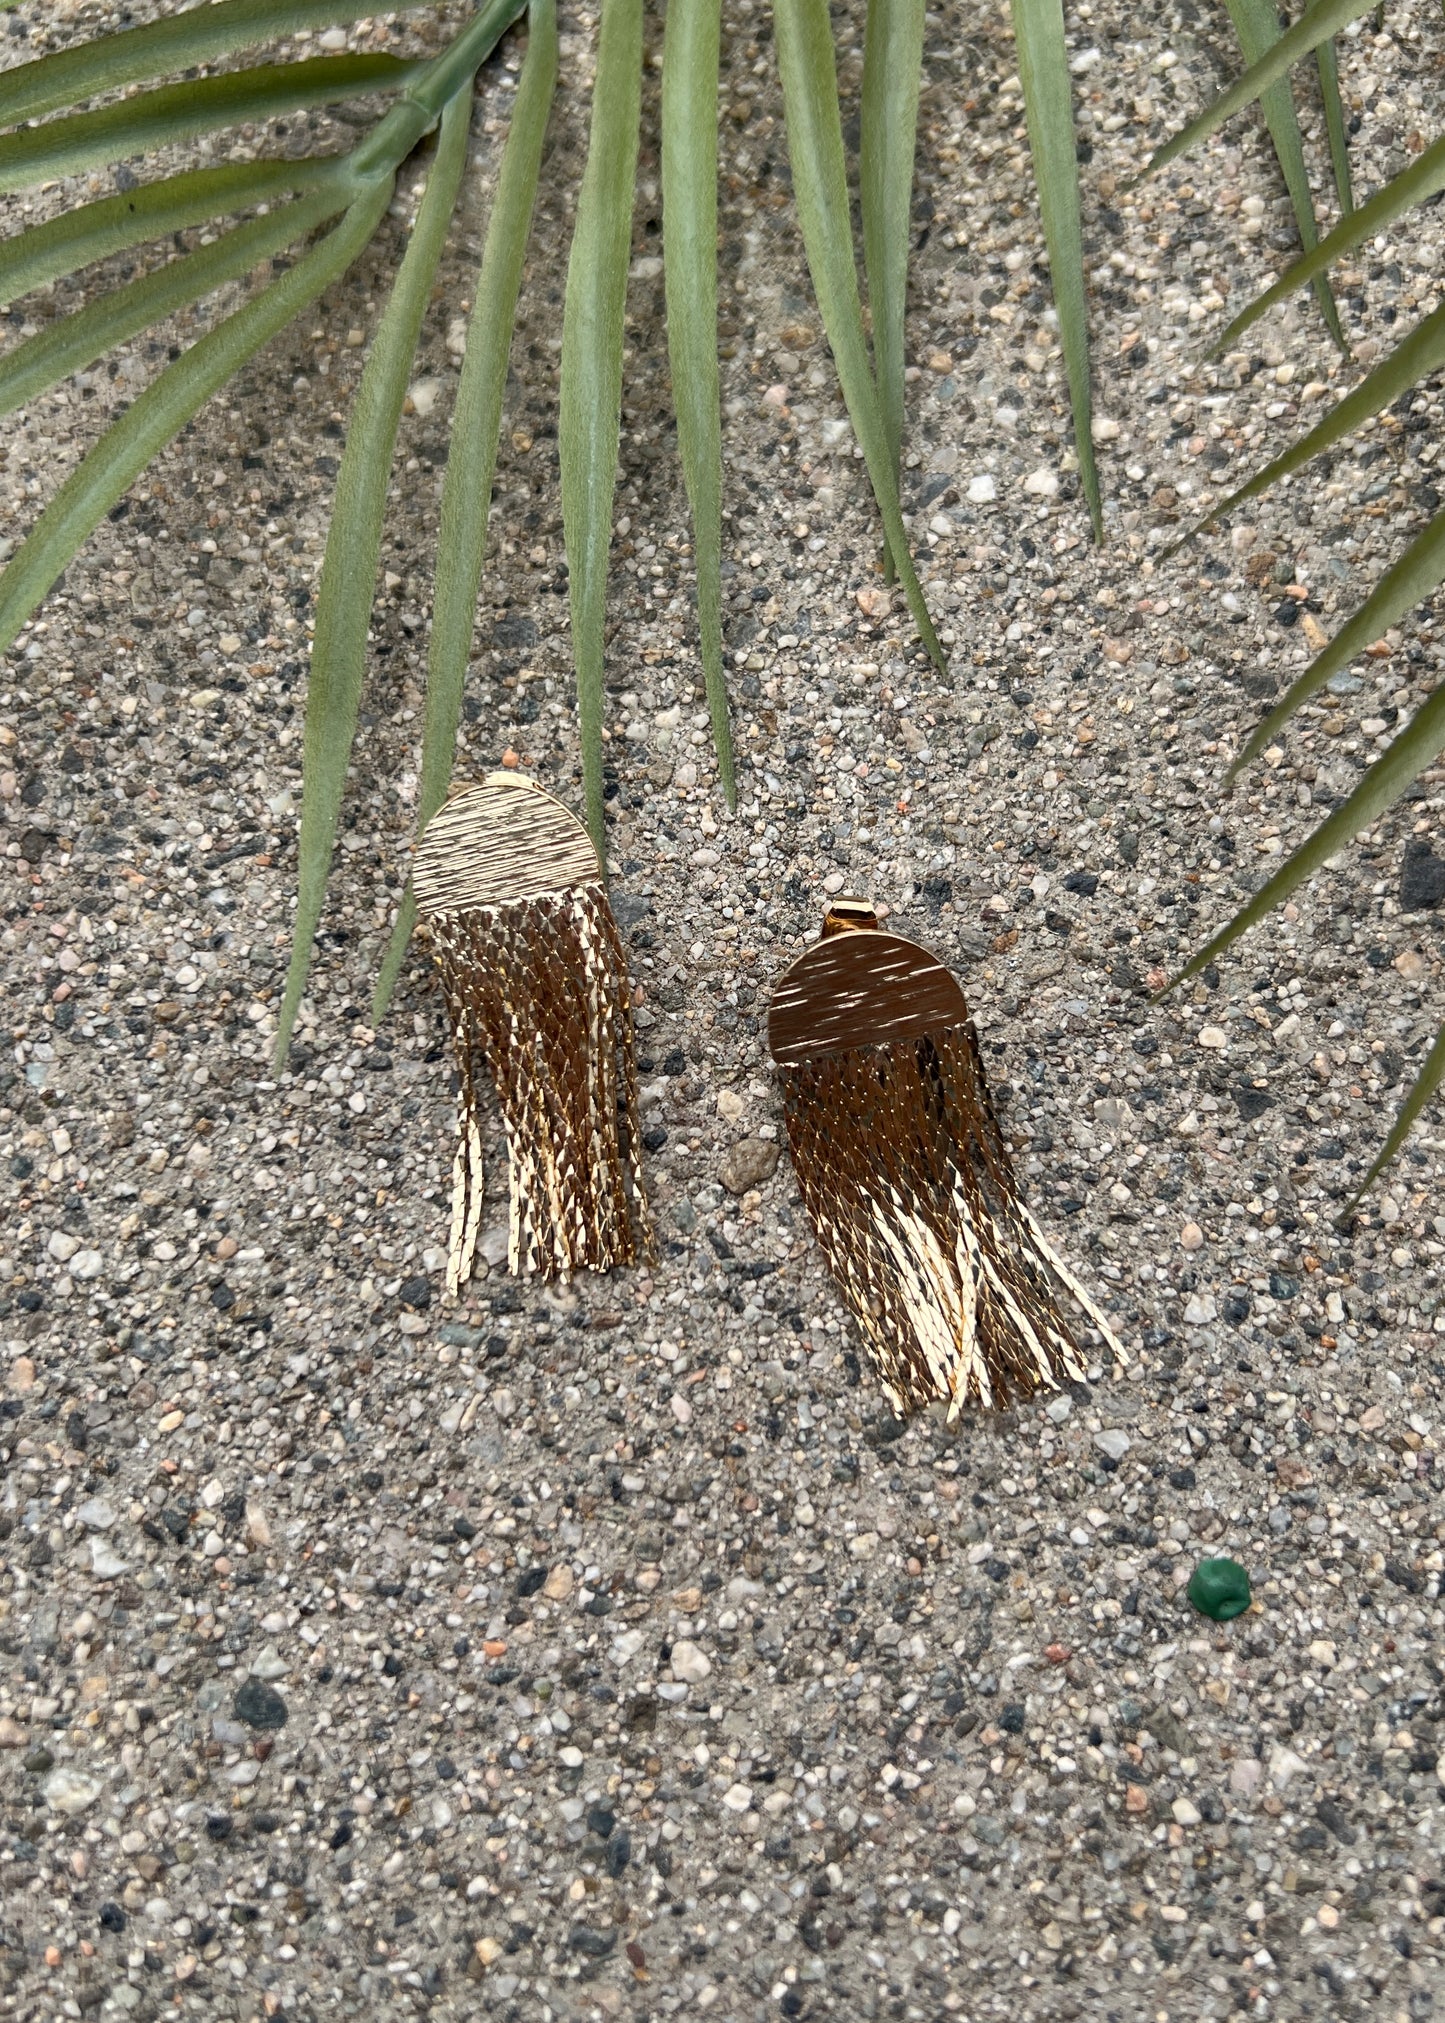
[
  {"x1": 412, "y1": 772, "x2": 653, "y2": 1290},
  {"x1": 769, "y1": 903, "x2": 1123, "y2": 1419}
]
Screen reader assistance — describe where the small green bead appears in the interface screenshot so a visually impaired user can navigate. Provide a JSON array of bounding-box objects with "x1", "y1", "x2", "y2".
[{"x1": 1187, "y1": 1556, "x2": 1252, "y2": 1623}]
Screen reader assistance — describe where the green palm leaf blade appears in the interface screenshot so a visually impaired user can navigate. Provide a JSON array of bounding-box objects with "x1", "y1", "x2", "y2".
[
  {"x1": 1173, "y1": 675, "x2": 1445, "y2": 989},
  {"x1": 1222, "y1": 0, "x2": 1343, "y2": 351},
  {"x1": 0, "y1": 52, "x2": 417, "y2": 195},
  {"x1": 773, "y1": 0, "x2": 943, "y2": 666},
  {"x1": 1315, "y1": 36, "x2": 1353, "y2": 215},
  {"x1": 1227, "y1": 507, "x2": 1445, "y2": 781},
  {"x1": 1210, "y1": 132, "x2": 1445, "y2": 357},
  {"x1": 1010, "y1": 0, "x2": 1102, "y2": 539},
  {"x1": 1187, "y1": 296, "x2": 1445, "y2": 543},
  {"x1": 372, "y1": 0, "x2": 559, "y2": 1025},
  {"x1": 860, "y1": 0, "x2": 925, "y2": 566},
  {"x1": 0, "y1": 0, "x2": 434, "y2": 128},
  {"x1": 275, "y1": 87, "x2": 473, "y2": 1065},
  {"x1": 1348, "y1": 1018, "x2": 1445, "y2": 1208},
  {"x1": 0, "y1": 157, "x2": 347, "y2": 306},
  {"x1": 0, "y1": 179, "x2": 392, "y2": 660},
  {"x1": 559, "y1": 0, "x2": 643, "y2": 861},
  {"x1": 344, "y1": 0, "x2": 526, "y2": 185},
  {"x1": 661, "y1": 0, "x2": 736, "y2": 808},
  {"x1": 0, "y1": 184, "x2": 349, "y2": 417},
  {"x1": 1139, "y1": 0, "x2": 1374, "y2": 185}
]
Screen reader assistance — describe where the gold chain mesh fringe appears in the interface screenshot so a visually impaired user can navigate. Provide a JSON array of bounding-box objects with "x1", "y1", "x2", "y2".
[
  {"x1": 770, "y1": 905, "x2": 1123, "y2": 1420},
  {"x1": 413, "y1": 773, "x2": 654, "y2": 1290}
]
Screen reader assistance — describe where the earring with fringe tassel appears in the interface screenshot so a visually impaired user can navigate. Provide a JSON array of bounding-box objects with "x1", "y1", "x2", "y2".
[
  {"x1": 412, "y1": 772, "x2": 653, "y2": 1291},
  {"x1": 768, "y1": 901, "x2": 1123, "y2": 1421}
]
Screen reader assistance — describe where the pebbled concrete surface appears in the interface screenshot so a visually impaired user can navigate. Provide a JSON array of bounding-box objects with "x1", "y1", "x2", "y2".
[{"x1": 2, "y1": 1, "x2": 1445, "y2": 2019}]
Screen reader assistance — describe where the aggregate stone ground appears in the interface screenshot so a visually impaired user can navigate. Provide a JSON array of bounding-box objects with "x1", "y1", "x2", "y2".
[{"x1": 2, "y1": 0, "x2": 1445, "y2": 2019}]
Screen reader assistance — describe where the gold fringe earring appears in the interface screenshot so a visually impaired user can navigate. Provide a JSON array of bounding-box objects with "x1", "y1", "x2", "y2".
[
  {"x1": 769, "y1": 901, "x2": 1123, "y2": 1420},
  {"x1": 412, "y1": 772, "x2": 654, "y2": 1290}
]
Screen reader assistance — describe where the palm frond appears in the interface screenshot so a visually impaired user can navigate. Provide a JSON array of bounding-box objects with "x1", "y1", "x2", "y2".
[
  {"x1": 1348, "y1": 1020, "x2": 1445, "y2": 1214},
  {"x1": 0, "y1": 0, "x2": 429, "y2": 126},
  {"x1": 1173, "y1": 678, "x2": 1445, "y2": 987},
  {"x1": 1222, "y1": 0, "x2": 1344, "y2": 350},
  {"x1": 1167, "y1": 0, "x2": 1444, "y2": 1190},
  {"x1": 347, "y1": 0, "x2": 528, "y2": 174},
  {"x1": 276, "y1": 86, "x2": 473, "y2": 1063},
  {"x1": 0, "y1": 180, "x2": 392, "y2": 657},
  {"x1": 1314, "y1": 35, "x2": 1354, "y2": 215},
  {"x1": 374, "y1": 0, "x2": 559, "y2": 1023},
  {"x1": 1187, "y1": 297, "x2": 1445, "y2": 543},
  {"x1": 773, "y1": 0, "x2": 943, "y2": 667},
  {"x1": 0, "y1": 0, "x2": 528, "y2": 645},
  {"x1": 0, "y1": 54, "x2": 417, "y2": 194},
  {"x1": 1209, "y1": 132, "x2": 1445, "y2": 355},
  {"x1": 559, "y1": 0, "x2": 644, "y2": 860},
  {"x1": 860, "y1": 0, "x2": 925, "y2": 563},
  {"x1": 0, "y1": 186, "x2": 348, "y2": 417},
  {"x1": 0, "y1": 156, "x2": 345, "y2": 304},
  {"x1": 1227, "y1": 508, "x2": 1445, "y2": 781},
  {"x1": 662, "y1": 0, "x2": 735, "y2": 806},
  {"x1": 1010, "y1": 0, "x2": 1102, "y2": 538},
  {"x1": 1140, "y1": 0, "x2": 1374, "y2": 184}
]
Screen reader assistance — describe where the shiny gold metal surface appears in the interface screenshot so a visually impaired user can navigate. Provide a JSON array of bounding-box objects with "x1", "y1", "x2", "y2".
[
  {"x1": 413, "y1": 772, "x2": 653, "y2": 1290},
  {"x1": 769, "y1": 908, "x2": 1123, "y2": 1419}
]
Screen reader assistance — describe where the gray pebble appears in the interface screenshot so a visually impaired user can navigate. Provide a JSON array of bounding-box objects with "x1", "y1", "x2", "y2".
[
  {"x1": 719, "y1": 1136, "x2": 781, "y2": 1194},
  {"x1": 234, "y1": 1678, "x2": 288, "y2": 1731}
]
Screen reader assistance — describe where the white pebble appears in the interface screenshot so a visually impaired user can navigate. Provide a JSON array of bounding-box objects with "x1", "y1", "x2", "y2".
[
  {"x1": 1268, "y1": 1746, "x2": 1307, "y2": 1789},
  {"x1": 42, "y1": 1767, "x2": 103, "y2": 1816},
  {"x1": 609, "y1": 1629, "x2": 645, "y2": 1666},
  {"x1": 669, "y1": 1639, "x2": 711, "y2": 1684}
]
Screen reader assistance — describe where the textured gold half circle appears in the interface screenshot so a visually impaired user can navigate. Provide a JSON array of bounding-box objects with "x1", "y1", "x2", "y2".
[
  {"x1": 413, "y1": 773, "x2": 599, "y2": 916},
  {"x1": 768, "y1": 927, "x2": 971, "y2": 1068}
]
